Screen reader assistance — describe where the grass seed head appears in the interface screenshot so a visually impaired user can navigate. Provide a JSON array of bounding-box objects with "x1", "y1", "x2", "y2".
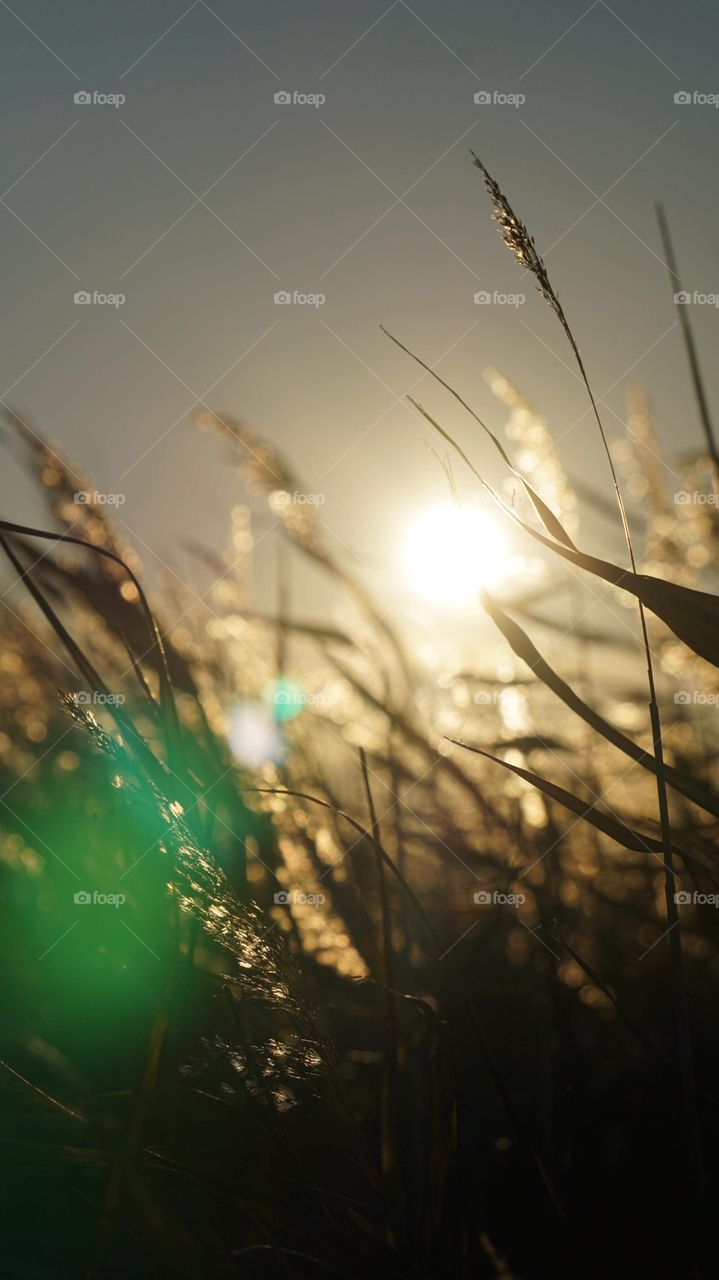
[{"x1": 470, "y1": 150, "x2": 565, "y2": 328}]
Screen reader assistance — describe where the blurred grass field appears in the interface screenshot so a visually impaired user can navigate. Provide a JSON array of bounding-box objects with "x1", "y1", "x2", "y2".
[{"x1": 1, "y1": 158, "x2": 719, "y2": 1279}]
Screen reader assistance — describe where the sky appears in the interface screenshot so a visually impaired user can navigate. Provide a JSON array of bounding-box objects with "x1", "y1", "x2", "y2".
[{"x1": 0, "y1": 0, "x2": 717, "y2": 624}]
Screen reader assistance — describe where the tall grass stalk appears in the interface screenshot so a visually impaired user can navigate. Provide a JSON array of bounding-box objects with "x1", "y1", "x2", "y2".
[
  {"x1": 655, "y1": 203, "x2": 719, "y2": 488},
  {"x1": 470, "y1": 152, "x2": 708, "y2": 1275},
  {"x1": 359, "y1": 748, "x2": 399, "y2": 1183}
]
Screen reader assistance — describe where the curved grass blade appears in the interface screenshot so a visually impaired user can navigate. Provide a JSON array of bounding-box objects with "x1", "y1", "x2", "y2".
[
  {"x1": 480, "y1": 588, "x2": 719, "y2": 818},
  {"x1": 0, "y1": 518, "x2": 181, "y2": 763},
  {"x1": 655, "y1": 203, "x2": 719, "y2": 484},
  {"x1": 448, "y1": 740, "x2": 713, "y2": 877},
  {"x1": 0, "y1": 533, "x2": 170, "y2": 796},
  {"x1": 450, "y1": 740, "x2": 669, "y2": 854},
  {"x1": 383, "y1": 326, "x2": 577, "y2": 550},
  {"x1": 408, "y1": 398, "x2": 719, "y2": 669}
]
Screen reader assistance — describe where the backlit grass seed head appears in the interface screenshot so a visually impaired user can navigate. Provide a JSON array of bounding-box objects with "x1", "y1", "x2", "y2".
[
  {"x1": 197, "y1": 410, "x2": 295, "y2": 495},
  {"x1": 485, "y1": 367, "x2": 578, "y2": 538},
  {"x1": 470, "y1": 151, "x2": 564, "y2": 326},
  {"x1": 197, "y1": 410, "x2": 322, "y2": 554}
]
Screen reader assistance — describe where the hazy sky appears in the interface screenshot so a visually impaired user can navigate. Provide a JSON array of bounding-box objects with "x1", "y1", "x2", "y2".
[{"x1": 1, "y1": 0, "x2": 717, "y2": 619}]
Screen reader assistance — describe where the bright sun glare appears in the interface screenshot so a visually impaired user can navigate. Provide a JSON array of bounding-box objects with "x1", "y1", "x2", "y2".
[{"x1": 402, "y1": 502, "x2": 509, "y2": 609}]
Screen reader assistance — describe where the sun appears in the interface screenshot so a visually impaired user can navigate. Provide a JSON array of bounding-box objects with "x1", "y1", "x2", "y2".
[{"x1": 401, "y1": 502, "x2": 509, "y2": 609}]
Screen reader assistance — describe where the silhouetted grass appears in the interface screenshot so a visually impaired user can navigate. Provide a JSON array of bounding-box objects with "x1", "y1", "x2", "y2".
[{"x1": 0, "y1": 159, "x2": 718, "y2": 1280}]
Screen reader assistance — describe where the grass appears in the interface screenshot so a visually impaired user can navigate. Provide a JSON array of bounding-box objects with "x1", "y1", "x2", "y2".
[{"x1": 0, "y1": 156, "x2": 718, "y2": 1278}]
